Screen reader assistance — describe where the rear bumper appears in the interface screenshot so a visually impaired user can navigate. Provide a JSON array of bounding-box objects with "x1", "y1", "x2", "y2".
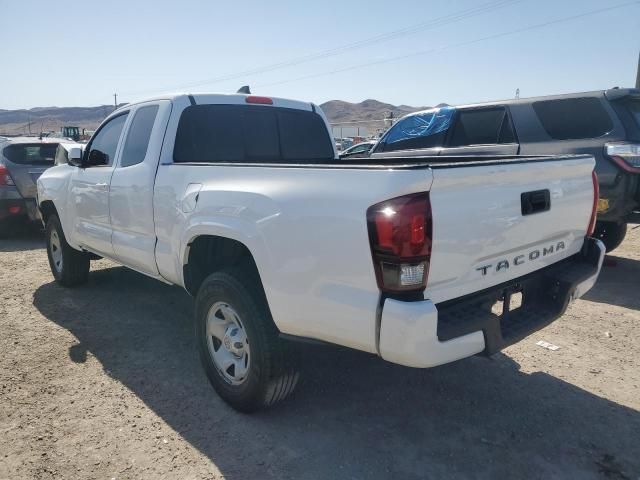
[
  {"x1": 0, "y1": 187, "x2": 40, "y2": 222},
  {"x1": 378, "y1": 237, "x2": 605, "y2": 368},
  {"x1": 0, "y1": 186, "x2": 26, "y2": 221},
  {"x1": 0, "y1": 199, "x2": 40, "y2": 222},
  {"x1": 628, "y1": 211, "x2": 640, "y2": 224}
]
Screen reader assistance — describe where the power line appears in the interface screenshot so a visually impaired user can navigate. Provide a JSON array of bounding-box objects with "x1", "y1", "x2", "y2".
[
  {"x1": 118, "y1": 0, "x2": 522, "y2": 98},
  {"x1": 257, "y1": 1, "x2": 640, "y2": 89}
]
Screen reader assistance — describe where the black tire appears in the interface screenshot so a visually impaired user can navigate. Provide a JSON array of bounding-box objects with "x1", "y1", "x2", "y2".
[
  {"x1": 593, "y1": 221, "x2": 628, "y2": 253},
  {"x1": 45, "y1": 214, "x2": 90, "y2": 286},
  {"x1": 195, "y1": 270, "x2": 299, "y2": 413}
]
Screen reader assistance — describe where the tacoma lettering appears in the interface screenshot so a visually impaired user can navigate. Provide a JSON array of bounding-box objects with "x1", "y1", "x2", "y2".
[{"x1": 476, "y1": 241, "x2": 566, "y2": 276}]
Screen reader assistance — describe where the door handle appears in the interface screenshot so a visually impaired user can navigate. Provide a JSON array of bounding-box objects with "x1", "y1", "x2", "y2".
[
  {"x1": 95, "y1": 183, "x2": 109, "y2": 191},
  {"x1": 521, "y1": 189, "x2": 550, "y2": 215}
]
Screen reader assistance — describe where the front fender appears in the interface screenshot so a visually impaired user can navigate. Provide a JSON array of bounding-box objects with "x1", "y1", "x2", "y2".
[
  {"x1": 37, "y1": 166, "x2": 77, "y2": 248},
  {"x1": 173, "y1": 187, "x2": 283, "y2": 296}
]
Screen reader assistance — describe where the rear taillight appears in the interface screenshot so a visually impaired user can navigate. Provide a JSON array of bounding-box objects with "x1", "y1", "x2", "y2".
[
  {"x1": 0, "y1": 165, "x2": 15, "y2": 186},
  {"x1": 587, "y1": 170, "x2": 599, "y2": 237},
  {"x1": 367, "y1": 192, "x2": 432, "y2": 293},
  {"x1": 605, "y1": 143, "x2": 640, "y2": 173}
]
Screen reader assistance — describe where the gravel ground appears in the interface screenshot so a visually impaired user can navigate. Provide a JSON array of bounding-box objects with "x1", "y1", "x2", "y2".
[{"x1": 0, "y1": 225, "x2": 638, "y2": 480}]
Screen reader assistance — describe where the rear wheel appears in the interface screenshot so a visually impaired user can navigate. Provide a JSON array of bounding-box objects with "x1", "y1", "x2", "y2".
[
  {"x1": 593, "y1": 221, "x2": 627, "y2": 253},
  {"x1": 195, "y1": 270, "x2": 299, "y2": 412},
  {"x1": 45, "y1": 214, "x2": 90, "y2": 286}
]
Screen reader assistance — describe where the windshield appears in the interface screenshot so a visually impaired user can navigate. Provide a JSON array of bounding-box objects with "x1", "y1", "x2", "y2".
[
  {"x1": 2, "y1": 143, "x2": 58, "y2": 165},
  {"x1": 63, "y1": 127, "x2": 80, "y2": 137}
]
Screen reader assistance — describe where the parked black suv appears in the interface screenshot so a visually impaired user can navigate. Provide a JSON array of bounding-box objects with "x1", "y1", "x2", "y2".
[{"x1": 367, "y1": 88, "x2": 640, "y2": 252}]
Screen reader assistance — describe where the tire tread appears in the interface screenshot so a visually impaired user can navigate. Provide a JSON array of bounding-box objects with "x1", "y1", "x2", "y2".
[
  {"x1": 46, "y1": 215, "x2": 90, "y2": 287},
  {"x1": 195, "y1": 268, "x2": 299, "y2": 412}
]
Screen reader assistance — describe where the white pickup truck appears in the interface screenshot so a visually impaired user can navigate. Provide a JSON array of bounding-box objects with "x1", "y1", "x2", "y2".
[{"x1": 37, "y1": 93, "x2": 605, "y2": 412}]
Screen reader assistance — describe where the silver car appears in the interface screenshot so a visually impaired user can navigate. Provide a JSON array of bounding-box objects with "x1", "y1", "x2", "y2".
[{"x1": 0, "y1": 137, "x2": 71, "y2": 234}]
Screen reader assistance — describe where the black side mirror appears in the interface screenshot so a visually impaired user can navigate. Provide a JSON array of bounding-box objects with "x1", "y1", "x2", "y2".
[
  {"x1": 67, "y1": 147, "x2": 83, "y2": 167},
  {"x1": 86, "y1": 149, "x2": 109, "y2": 167}
]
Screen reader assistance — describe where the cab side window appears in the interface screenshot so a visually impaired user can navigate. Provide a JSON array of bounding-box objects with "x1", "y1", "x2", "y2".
[
  {"x1": 120, "y1": 105, "x2": 159, "y2": 167},
  {"x1": 532, "y1": 98, "x2": 613, "y2": 140},
  {"x1": 86, "y1": 113, "x2": 128, "y2": 166},
  {"x1": 448, "y1": 108, "x2": 516, "y2": 147}
]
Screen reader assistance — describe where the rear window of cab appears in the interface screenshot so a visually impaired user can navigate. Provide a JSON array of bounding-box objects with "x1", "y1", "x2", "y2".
[{"x1": 173, "y1": 105, "x2": 335, "y2": 164}]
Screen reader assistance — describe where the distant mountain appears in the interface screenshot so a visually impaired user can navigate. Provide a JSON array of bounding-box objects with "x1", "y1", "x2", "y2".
[
  {"x1": 0, "y1": 99, "x2": 432, "y2": 136},
  {"x1": 319, "y1": 99, "x2": 429, "y2": 136},
  {"x1": 320, "y1": 99, "x2": 427, "y2": 123},
  {"x1": 0, "y1": 105, "x2": 119, "y2": 136}
]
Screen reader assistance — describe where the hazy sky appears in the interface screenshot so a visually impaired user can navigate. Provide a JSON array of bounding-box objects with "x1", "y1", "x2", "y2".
[{"x1": 1, "y1": 0, "x2": 638, "y2": 110}]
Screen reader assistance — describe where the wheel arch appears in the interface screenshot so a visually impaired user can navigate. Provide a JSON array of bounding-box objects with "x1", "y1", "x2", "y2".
[
  {"x1": 183, "y1": 235, "x2": 266, "y2": 299},
  {"x1": 39, "y1": 200, "x2": 58, "y2": 225}
]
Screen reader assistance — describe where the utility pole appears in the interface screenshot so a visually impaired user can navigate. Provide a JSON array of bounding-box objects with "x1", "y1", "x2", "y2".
[
  {"x1": 113, "y1": 93, "x2": 118, "y2": 111},
  {"x1": 636, "y1": 51, "x2": 639, "y2": 89},
  {"x1": 384, "y1": 111, "x2": 395, "y2": 129}
]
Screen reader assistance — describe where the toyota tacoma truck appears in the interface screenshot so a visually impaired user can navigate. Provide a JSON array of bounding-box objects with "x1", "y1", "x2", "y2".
[{"x1": 37, "y1": 93, "x2": 605, "y2": 412}]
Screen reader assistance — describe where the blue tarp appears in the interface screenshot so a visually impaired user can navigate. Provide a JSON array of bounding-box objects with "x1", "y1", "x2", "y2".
[{"x1": 385, "y1": 107, "x2": 455, "y2": 144}]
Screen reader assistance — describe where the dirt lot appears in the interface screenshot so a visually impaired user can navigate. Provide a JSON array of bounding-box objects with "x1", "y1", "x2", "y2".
[{"x1": 1, "y1": 226, "x2": 638, "y2": 480}]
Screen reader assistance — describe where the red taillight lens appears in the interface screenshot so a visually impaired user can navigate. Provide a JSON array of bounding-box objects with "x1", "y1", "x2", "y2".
[
  {"x1": 0, "y1": 165, "x2": 15, "y2": 186},
  {"x1": 367, "y1": 192, "x2": 432, "y2": 293},
  {"x1": 606, "y1": 143, "x2": 640, "y2": 173},
  {"x1": 587, "y1": 170, "x2": 599, "y2": 237},
  {"x1": 245, "y1": 96, "x2": 273, "y2": 105}
]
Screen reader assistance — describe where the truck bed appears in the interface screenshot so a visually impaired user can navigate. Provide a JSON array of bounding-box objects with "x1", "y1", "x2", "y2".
[{"x1": 174, "y1": 154, "x2": 592, "y2": 169}]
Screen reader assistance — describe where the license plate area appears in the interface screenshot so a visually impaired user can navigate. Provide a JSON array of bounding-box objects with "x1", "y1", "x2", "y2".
[{"x1": 491, "y1": 290, "x2": 523, "y2": 316}]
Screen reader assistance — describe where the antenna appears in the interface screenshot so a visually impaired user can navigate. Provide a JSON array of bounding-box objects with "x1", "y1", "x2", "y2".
[
  {"x1": 515, "y1": 88, "x2": 520, "y2": 99},
  {"x1": 237, "y1": 85, "x2": 251, "y2": 94}
]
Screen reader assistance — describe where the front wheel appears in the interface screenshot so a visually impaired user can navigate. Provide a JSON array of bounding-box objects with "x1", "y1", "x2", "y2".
[
  {"x1": 593, "y1": 221, "x2": 627, "y2": 253},
  {"x1": 195, "y1": 270, "x2": 299, "y2": 412},
  {"x1": 45, "y1": 214, "x2": 90, "y2": 286}
]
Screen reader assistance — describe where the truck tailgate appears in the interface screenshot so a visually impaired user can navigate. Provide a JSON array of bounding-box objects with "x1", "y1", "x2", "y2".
[{"x1": 425, "y1": 155, "x2": 595, "y2": 304}]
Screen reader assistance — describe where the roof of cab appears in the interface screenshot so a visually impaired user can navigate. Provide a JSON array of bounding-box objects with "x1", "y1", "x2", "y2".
[{"x1": 113, "y1": 93, "x2": 315, "y2": 114}]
